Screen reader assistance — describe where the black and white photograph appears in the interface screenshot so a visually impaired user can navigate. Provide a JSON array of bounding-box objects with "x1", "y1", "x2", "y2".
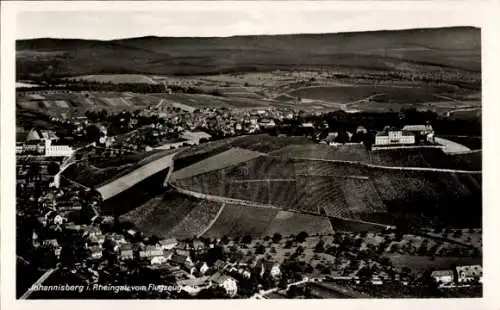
[{"x1": 3, "y1": 1, "x2": 495, "y2": 303}]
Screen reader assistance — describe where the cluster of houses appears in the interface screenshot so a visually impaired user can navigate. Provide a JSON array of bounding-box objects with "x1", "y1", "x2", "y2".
[
  {"x1": 149, "y1": 101, "x2": 297, "y2": 137},
  {"x1": 431, "y1": 265, "x2": 483, "y2": 287},
  {"x1": 31, "y1": 210, "x2": 285, "y2": 299},
  {"x1": 374, "y1": 124, "x2": 435, "y2": 147}
]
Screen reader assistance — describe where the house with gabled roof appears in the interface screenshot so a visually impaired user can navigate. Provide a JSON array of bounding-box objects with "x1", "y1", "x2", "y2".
[
  {"x1": 209, "y1": 273, "x2": 238, "y2": 297},
  {"x1": 158, "y1": 238, "x2": 178, "y2": 250},
  {"x1": 119, "y1": 243, "x2": 134, "y2": 260}
]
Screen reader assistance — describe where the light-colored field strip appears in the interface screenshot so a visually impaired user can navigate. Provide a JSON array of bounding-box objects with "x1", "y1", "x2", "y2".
[
  {"x1": 55, "y1": 100, "x2": 69, "y2": 108},
  {"x1": 120, "y1": 97, "x2": 132, "y2": 106},
  {"x1": 97, "y1": 152, "x2": 176, "y2": 200},
  {"x1": 434, "y1": 137, "x2": 471, "y2": 154},
  {"x1": 171, "y1": 148, "x2": 264, "y2": 181}
]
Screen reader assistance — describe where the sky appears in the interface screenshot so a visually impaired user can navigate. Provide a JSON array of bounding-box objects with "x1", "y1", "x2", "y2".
[{"x1": 16, "y1": 7, "x2": 482, "y2": 40}]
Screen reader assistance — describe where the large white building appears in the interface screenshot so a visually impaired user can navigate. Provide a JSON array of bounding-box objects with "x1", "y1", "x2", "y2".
[
  {"x1": 17, "y1": 128, "x2": 74, "y2": 157},
  {"x1": 374, "y1": 129, "x2": 415, "y2": 146}
]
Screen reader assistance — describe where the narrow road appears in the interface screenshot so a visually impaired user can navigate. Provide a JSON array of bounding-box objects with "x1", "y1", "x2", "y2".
[
  {"x1": 229, "y1": 179, "x2": 296, "y2": 183},
  {"x1": 196, "y1": 203, "x2": 226, "y2": 238},
  {"x1": 290, "y1": 156, "x2": 481, "y2": 174},
  {"x1": 254, "y1": 277, "x2": 316, "y2": 299},
  {"x1": 19, "y1": 268, "x2": 57, "y2": 300}
]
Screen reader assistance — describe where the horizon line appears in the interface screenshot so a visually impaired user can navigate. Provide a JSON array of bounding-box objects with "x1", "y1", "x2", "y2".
[{"x1": 16, "y1": 25, "x2": 479, "y2": 41}]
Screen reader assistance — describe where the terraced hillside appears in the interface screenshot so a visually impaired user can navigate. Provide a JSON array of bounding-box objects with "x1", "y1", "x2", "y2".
[
  {"x1": 121, "y1": 192, "x2": 339, "y2": 238},
  {"x1": 172, "y1": 153, "x2": 481, "y2": 227},
  {"x1": 120, "y1": 191, "x2": 222, "y2": 238}
]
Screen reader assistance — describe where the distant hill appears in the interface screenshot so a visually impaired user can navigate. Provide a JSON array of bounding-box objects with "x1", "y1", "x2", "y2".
[{"x1": 16, "y1": 27, "x2": 480, "y2": 78}]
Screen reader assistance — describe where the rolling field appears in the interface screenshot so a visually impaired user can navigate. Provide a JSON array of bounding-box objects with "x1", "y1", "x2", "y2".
[
  {"x1": 67, "y1": 74, "x2": 159, "y2": 84},
  {"x1": 265, "y1": 211, "x2": 333, "y2": 236},
  {"x1": 17, "y1": 27, "x2": 480, "y2": 78},
  {"x1": 202, "y1": 204, "x2": 279, "y2": 238},
  {"x1": 287, "y1": 85, "x2": 451, "y2": 104}
]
